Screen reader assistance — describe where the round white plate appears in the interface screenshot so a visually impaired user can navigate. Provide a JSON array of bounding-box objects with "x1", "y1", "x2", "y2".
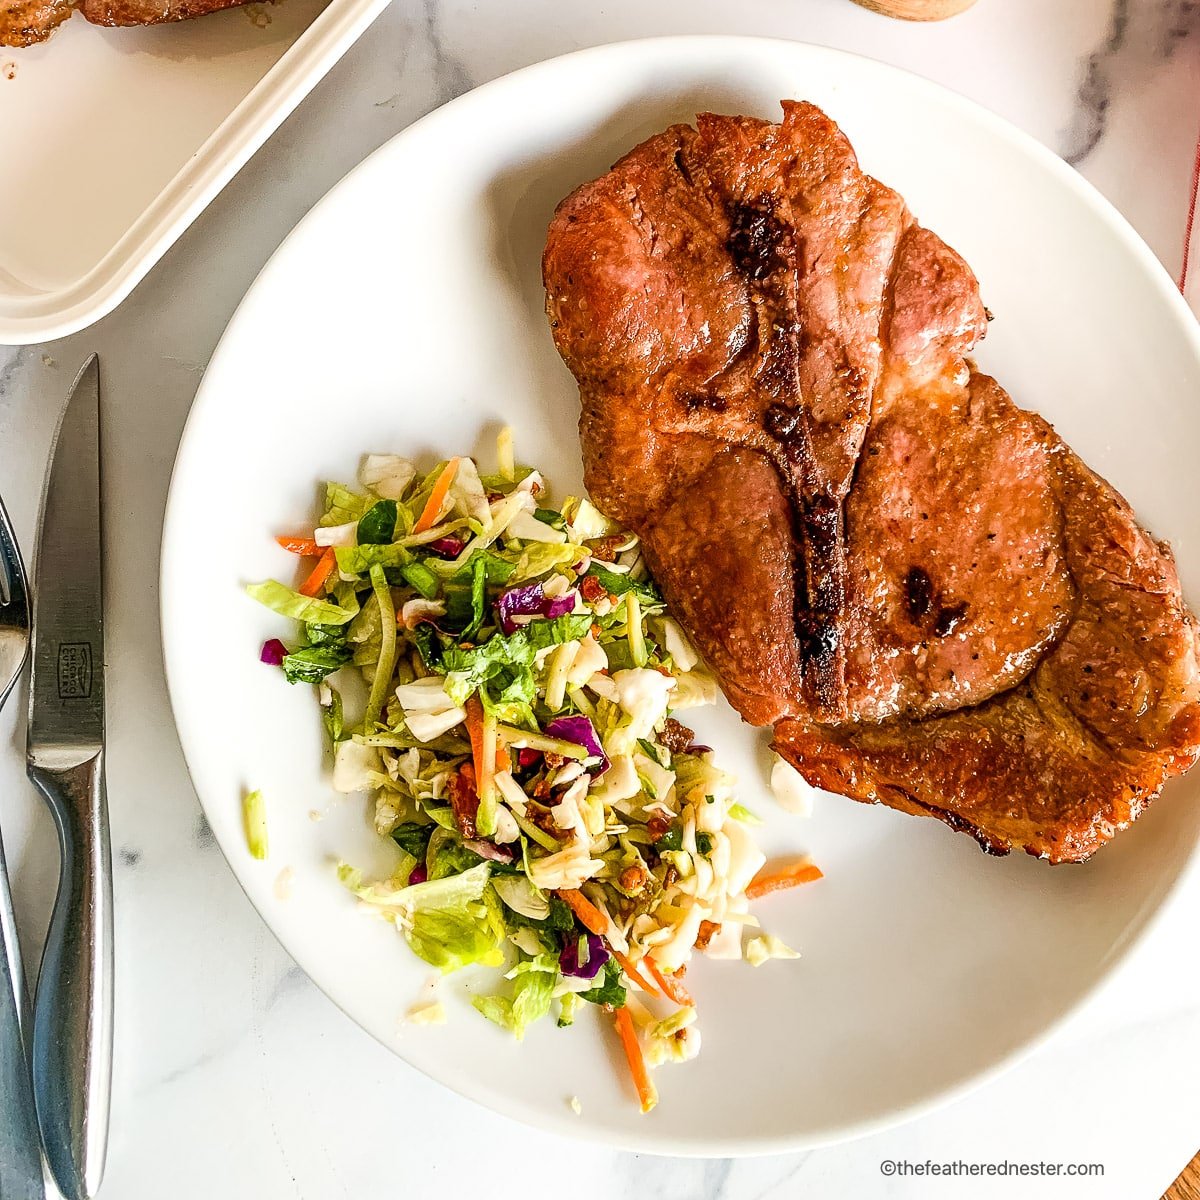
[{"x1": 161, "y1": 37, "x2": 1200, "y2": 1156}]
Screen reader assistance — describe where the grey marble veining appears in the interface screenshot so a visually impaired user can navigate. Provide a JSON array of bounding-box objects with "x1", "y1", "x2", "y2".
[
  {"x1": 1, "y1": 2, "x2": 1199, "y2": 1197},
  {"x1": 1064, "y1": 0, "x2": 1131, "y2": 165},
  {"x1": 420, "y1": 0, "x2": 472, "y2": 106},
  {"x1": 1063, "y1": 0, "x2": 1200, "y2": 165}
]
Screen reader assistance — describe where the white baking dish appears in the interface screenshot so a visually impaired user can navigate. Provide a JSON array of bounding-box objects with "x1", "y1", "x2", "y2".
[{"x1": 0, "y1": 0, "x2": 390, "y2": 345}]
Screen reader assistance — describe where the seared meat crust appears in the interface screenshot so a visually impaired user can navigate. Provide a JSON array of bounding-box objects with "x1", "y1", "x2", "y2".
[
  {"x1": 544, "y1": 101, "x2": 1200, "y2": 862},
  {"x1": 2, "y1": 0, "x2": 248, "y2": 46}
]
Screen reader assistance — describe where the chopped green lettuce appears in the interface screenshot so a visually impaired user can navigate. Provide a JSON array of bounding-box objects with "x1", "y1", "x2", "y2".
[
  {"x1": 506, "y1": 542, "x2": 586, "y2": 583},
  {"x1": 321, "y1": 685, "x2": 344, "y2": 741},
  {"x1": 246, "y1": 580, "x2": 357, "y2": 625},
  {"x1": 423, "y1": 806, "x2": 458, "y2": 832},
  {"x1": 532, "y1": 507, "x2": 567, "y2": 530},
  {"x1": 674, "y1": 752, "x2": 735, "y2": 807},
  {"x1": 601, "y1": 640, "x2": 636, "y2": 672},
  {"x1": 331, "y1": 580, "x2": 363, "y2": 616},
  {"x1": 727, "y1": 802, "x2": 763, "y2": 825},
  {"x1": 526, "y1": 613, "x2": 593, "y2": 651},
  {"x1": 655, "y1": 823, "x2": 683, "y2": 851},
  {"x1": 363, "y1": 564, "x2": 397, "y2": 729},
  {"x1": 400, "y1": 559, "x2": 441, "y2": 600},
  {"x1": 579, "y1": 958, "x2": 626, "y2": 1008},
  {"x1": 305, "y1": 622, "x2": 348, "y2": 648},
  {"x1": 602, "y1": 640, "x2": 637, "y2": 672},
  {"x1": 441, "y1": 584, "x2": 469, "y2": 627},
  {"x1": 357, "y1": 499, "x2": 398, "y2": 545},
  {"x1": 585, "y1": 563, "x2": 660, "y2": 603},
  {"x1": 462, "y1": 554, "x2": 487, "y2": 639},
  {"x1": 636, "y1": 738, "x2": 668, "y2": 767},
  {"x1": 341, "y1": 861, "x2": 500, "y2": 973},
  {"x1": 411, "y1": 622, "x2": 443, "y2": 671},
  {"x1": 625, "y1": 592, "x2": 648, "y2": 667},
  {"x1": 390, "y1": 821, "x2": 434, "y2": 861},
  {"x1": 335, "y1": 544, "x2": 410, "y2": 575},
  {"x1": 282, "y1": 645, "x2": 351, "y2": 684},
  {"x1": 472, "y1": 952, "x2": 557, "y2": 1040},
  {"x1": 337, "y1": 856, "x2": 417, "y2": 903},
  {"x1": 427, "y1": 834, "x2": 485, "y2": 881},
  {"x1": 557, "y1": 992, "x2": 579, "y2": 1028},
  {"x1": 437, "y1": 614, "x2": 590, "y2": 709},
  {"x1": 546, "y1": 894, "x2": 576, "y2": 932},
  {"x1": 450, "y1": 551, "x2": 516, "y2": 586},
  {"x1": 478, "y1": 466, "x2": 534, "y2": 491},
  {"x1": 291, "y1": 623, "x2": 353, "y2": 684},
  {"x1": 322, "y1": 482, "x2": 372, "y2": 526}
]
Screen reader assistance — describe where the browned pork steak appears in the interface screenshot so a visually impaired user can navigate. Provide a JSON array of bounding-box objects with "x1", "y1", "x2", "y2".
[
  {"x1": 2, "y1": 0, "x2": 248, "y2": 45},
  {"x1": 1, "y1": 0, "x2": 72, "y2": 45},
  {"x1": 543, "y1": 100, "x2": 1200, "y2": 863},
  {"x1": 76, "y1": 0, "x2": 247, "y2": 27}
]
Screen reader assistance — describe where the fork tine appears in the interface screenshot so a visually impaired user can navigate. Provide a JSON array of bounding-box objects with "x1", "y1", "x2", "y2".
[{"x1": 0, "y1": 498, "x2": 27, "y2": 614}]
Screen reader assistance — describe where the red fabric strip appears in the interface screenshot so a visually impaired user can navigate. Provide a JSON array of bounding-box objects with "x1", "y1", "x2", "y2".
[{"x1": 1178, "y1": 120, "x2": 1200, "y2": 293}]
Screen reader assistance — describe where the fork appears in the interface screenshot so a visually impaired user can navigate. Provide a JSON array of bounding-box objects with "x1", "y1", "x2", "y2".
[{"x1": 0, "y1": 493, "x2": 46, "y2": 1200}]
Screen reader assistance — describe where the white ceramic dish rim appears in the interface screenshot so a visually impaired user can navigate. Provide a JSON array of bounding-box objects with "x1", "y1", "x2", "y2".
[
  {"x1": 0, "y1": 0, "x2": 389, "y2": 347},
  {"x1": 160, "y1": 35, "x2": 1200, "y2": 1157}
]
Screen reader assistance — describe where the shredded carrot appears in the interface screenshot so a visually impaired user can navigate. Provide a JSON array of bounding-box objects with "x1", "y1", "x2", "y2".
[
  {"x1": 464, "y1": 695, "x2": 508, "y2": 779},
  {"x1": 298, "y1": 548, "x2": 336, "y2": 597},
  {"x1": 555, "y1": 888, "x2": 607, "y2": 936},
  {"x1": 645, "y1": 958, "x2": 693, "y2": 1007},
  {"x1": 464, "y1": 696, "x2": 486, "y2": 792},
  {"x1": 276, "y1": 535, "x2": 322, "y2": 556},
  {"x1": 412, "y1": 457, "x2": 460, "y2": 535},
  {"x1": 613, "y1": 950, "x2": 659, "y2": 997},
  {"x1": 613, "y1": 1006, "x2": 657, "y2": 1113},
  {"x1": 746, "y1": 860, "x2": 824, "y2": 900}
]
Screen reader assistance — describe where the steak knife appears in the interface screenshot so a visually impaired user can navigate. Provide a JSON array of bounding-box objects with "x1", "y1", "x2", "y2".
[{"x1": 26, "y1": 356, "x2": 112, "y2": 1200}]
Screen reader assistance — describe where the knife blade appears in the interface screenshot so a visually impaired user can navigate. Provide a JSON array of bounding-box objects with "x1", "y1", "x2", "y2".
[{"x1": 26, "y1": 355, "x2": 112, "y2": 1200}]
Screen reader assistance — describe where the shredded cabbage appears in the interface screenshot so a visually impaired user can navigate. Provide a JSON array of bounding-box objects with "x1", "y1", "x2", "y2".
[
  {"x1": 254, "y1": 448, "x2": 816, "y2": 1105},
  {"x1": 770, "y1": 754, "x2": 818, "y2": 816},
  {"x1": 746, "y1": 933, "x2": 801, "y2": 967}
]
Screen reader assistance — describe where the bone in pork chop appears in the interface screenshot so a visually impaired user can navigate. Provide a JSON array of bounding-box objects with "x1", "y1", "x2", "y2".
[{"x1": 542, "y1": 100, "x2": 1200, "y2": 863}]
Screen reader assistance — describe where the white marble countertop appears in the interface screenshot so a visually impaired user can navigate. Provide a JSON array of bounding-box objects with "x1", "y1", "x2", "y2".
[{"x1": 2, "y1": 1, "x2": 1200, "y2": 1197}]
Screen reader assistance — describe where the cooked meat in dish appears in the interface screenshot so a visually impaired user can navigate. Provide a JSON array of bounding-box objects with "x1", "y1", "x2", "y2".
[
  {"x1": 1, "y1": 0, "x2": 72, "y2": 46},
  {"x1": 76, "y1": 0, "x2": 245, "y2": 26},
  {"x1": 543, "y1": 99, "x2": 1200, "y2": 863},
  {"x1": 2, "y1": 0, "x2": 248, "y2": 45}
]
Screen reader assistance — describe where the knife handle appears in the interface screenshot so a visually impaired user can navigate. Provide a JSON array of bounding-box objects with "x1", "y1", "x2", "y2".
[
  {"x1": 27, "y1": 756, "x2": 112, "y2": 1200},
  {"x1": 0, "y1": 832, "x2": 46, "y2": 1200}
]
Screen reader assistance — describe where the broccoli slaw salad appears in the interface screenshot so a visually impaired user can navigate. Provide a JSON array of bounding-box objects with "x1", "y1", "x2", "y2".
[{"x1": 247, "y1": 433, "x2": 822, "y2": 1114}]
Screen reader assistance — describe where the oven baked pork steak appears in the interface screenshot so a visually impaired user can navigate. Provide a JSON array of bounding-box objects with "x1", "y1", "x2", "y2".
[
  {"x1": 2, "y1": 0, "x2": 250, "y2": 46},
  {"x1": 542, "y1": 100, "x2": 1200, "y2": 863}
]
